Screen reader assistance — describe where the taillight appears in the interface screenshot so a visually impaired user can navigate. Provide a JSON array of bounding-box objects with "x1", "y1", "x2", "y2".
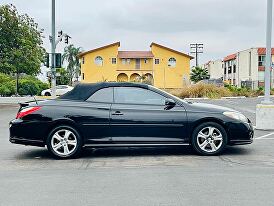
[{"x1": 16, "y1": 106, "x2": 41, "y2": 119}]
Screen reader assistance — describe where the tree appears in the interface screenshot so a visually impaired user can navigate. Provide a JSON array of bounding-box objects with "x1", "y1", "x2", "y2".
[
  {"x1": 56, "y1": 68, "x2": 70, "y2": 85},
  {"x1": 0, "y1": 4, "x2": 45, "y2": 94},
  {"x1": 62, "y1": 45, "x2": 82, "y2": 85},
  {"x1": 190, "y1": 66, "x2": 210, "y2": 83}
]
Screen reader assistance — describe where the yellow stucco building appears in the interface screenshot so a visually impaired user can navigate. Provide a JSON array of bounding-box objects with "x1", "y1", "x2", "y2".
[{"x1": 79, "y1": 42, "x2": 193, "y2": 88}]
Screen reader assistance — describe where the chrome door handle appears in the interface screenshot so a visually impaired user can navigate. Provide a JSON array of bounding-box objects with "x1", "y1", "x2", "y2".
[{"x1": 112, "y1": 111, "x2": 123, "y2": 116}]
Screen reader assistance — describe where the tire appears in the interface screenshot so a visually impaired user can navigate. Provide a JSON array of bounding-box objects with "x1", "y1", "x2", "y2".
[
  {"x1": 45, "y1": 92, "x2": 51, "y2": 96},
  {"x1": 46, "y1": 125, "x2": 83, "y2": 159},
  {"x1": 191, "y1": 122, "x2": 227, "y2": 156}
]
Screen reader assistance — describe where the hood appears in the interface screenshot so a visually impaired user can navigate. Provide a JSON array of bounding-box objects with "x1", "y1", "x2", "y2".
[{"x1": 186, "y1": 102, "x2": 237, "y2": 113}]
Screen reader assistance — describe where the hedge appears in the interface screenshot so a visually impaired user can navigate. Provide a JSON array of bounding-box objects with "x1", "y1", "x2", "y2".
[{"x1": 0, "y1": 73, "x2": 49, "y2": 96}]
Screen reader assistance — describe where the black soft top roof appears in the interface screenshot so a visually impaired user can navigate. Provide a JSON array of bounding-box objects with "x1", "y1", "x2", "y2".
[{"x1": 59, "y1": 82, "x2": 149, "y2": 101}]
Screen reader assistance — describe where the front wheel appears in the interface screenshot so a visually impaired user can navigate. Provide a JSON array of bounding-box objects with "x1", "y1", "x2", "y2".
[
  {"x1": 191, "y1": 122, "x2": 227, "y2": 155},
  {"x1": 46, "y1": 125, "x2": 82, "y2": 159}
]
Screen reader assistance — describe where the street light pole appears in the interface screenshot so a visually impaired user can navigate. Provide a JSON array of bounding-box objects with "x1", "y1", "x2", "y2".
[
  {"x1": 51, "y1": 0, "x2": 56, "y2": 98},
  {"x1": 263, "y1": 0, "x2": 273, "y2": 104}
]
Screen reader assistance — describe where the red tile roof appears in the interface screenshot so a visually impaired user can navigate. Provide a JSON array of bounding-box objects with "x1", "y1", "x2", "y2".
[
  {"x1": 118, "y1": 51, "x2": 154, "y2": 59},
  {"x1": 257, "y1": 48, "x2": 274, "y2": 55},
  {"x1": 223, "y1": 53, "x2": 237, "y2": 62}
]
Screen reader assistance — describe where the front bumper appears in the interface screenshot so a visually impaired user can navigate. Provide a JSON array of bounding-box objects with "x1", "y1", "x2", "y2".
[{"x1": 226, "y1": 121, "x2": 254, "y2": 145}]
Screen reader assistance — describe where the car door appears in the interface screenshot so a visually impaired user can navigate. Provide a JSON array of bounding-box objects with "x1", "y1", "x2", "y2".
[
  {"x1": 80, "y1": 87, "x2": 113, "y2": 144},
  {"x1": 110, "y1": 87, "x2": 188, "y2": 143}
]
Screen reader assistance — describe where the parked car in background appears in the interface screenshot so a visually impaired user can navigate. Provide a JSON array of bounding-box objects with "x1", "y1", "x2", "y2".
[
  {"x1": 200, "y1": 78, "x2": 224, "y2": 87},
  {"x1": 41, "y1": 85, "x2": 73, "y2": 96},
  {"x1": 10, "y1": 82, "x2": 254, "y2": 159}
]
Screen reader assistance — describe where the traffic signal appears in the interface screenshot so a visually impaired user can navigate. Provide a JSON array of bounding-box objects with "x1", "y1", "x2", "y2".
[
  {"x1": 58, "y1": 30, "x2": 63, "y2": 38},
  {"x1": 65, "y1": 35, "x2": 71, "y2": 44},
  {"x1": 44, "y1": 53, "x2": 50, "y2": 68},
  {"x1": 55, "y1": 53, "x2": 62, "y2": 68}
]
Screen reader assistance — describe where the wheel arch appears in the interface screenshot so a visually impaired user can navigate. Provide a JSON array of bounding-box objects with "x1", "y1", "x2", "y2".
[
  {"x1": 45, "y1": 118, "x2": 84, "y2": 142},
  {"x1": 189, "y1": 117, "x2": 229, "y2": 141}
]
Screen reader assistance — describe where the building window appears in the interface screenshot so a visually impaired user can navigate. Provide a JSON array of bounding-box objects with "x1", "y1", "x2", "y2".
[
  {"x1": 111, "y1": 58, "x2": 117, "y2": 64},
  {"x1": 122, "y1": 58, "x2": 130, "y2": 65},
  {"x1": 82, "y1": 73, "x2": 85, "y2": 80},
  {"x1": 144, "y1": 59, "x2": 148, "y2": 64},
  {"x1": 82, "y1": 57, "x2": 85, "y2": 64},
  {"x1": 168, "y1": 57, "x2": 176, "y2": 67},
  {"x1": 155, "y1": 58, "x2": 160, "y2": 64},
  {"x1": 233, "y1": 65, "x2": 236, "y2": 73},
  {"x1": 95, "y1": 56, "x2": 103, "y2": 66},
  {"x1": 258, "y1": 55, "x2": 266, "y2": 66}
]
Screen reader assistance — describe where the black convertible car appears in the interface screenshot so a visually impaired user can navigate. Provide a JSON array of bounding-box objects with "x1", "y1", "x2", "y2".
[{"x1": 10, "y1": 82, "x2": 254, "y2": 158}]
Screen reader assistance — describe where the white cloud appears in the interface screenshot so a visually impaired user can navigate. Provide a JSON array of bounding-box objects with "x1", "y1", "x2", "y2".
[{"x1": 1, "y1": 0, "x2": 268, "y2": 66}]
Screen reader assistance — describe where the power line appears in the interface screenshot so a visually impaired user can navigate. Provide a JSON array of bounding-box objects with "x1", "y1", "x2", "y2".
[{"x1": 190, "y1": 43, "x2": 204, "y2": 67}]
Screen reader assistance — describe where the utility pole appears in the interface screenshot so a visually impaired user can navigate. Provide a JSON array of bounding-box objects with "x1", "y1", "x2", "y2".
[
  {"x1": 190, "y1": 43, "x2": 204, "y2": 67},
  {"x1": 256, "y1": 0, "x2": 274, "y2": 130},
  {"x1": 51, "y1": 0, "x2": 56, "y2": 98},
  {"x1": 262, "y1": 0, "x2": 273, "y2": 104}
]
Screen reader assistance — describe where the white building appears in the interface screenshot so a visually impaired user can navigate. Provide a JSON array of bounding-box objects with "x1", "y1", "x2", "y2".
[
  {"x1": 204, "y1": 48, "x2": 274, "y2": 89},
  {"x1": 202, "y1": 59, "x2": 223, "y2": 79}
]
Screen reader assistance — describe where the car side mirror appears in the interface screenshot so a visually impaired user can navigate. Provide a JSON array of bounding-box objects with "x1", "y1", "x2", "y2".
[{"x1": 165, "y1": 98, "x2": 176, "y2": 107}]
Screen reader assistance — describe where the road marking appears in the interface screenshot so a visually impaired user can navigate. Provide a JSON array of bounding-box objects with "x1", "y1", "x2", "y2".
[{"x1": 255, "y1": 132, "x2": 274, "y2": 140}]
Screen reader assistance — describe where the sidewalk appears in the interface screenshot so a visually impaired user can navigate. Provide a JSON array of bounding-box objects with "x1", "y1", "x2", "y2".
[{"x1": 0, "y1": 96, "x2": 49, "y2": 104}]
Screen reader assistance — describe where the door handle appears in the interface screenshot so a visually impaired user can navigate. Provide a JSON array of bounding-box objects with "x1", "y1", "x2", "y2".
[{"x1": 112, "y1": 111, "x2": 123, "y2": 116}]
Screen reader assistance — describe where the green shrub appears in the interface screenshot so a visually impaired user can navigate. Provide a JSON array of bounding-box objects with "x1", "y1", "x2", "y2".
[
  {"x1": 18, "y1": 79, "x2": 40, "y2": 95},
  {"x1": 0, "y1": 85, "x2": 12, "y2": 96},
  {"x1": 0, "y1": 73, "x2": 49, "y2": 96},
  {"x1": 0, "y1": 73, "x2": 13, "y2": 84}
]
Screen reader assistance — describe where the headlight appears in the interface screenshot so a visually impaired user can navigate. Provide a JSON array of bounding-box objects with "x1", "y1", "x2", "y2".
[{"x1": 223, "y1": 111, "x2": 248, "y2": 123}]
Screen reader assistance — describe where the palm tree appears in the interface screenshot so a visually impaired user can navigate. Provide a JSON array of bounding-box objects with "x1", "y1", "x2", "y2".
[
  {"x1": 62, "y1": 45, "x2": 82, "y2": 85},
  {"x1": 190, "y1": 66, "x2": 210, "y2": 83}
]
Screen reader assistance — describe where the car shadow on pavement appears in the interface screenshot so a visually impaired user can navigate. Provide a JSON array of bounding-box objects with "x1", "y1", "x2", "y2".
[{"x1": 15, "y1": 145, "x2": 252, "y2": 160}]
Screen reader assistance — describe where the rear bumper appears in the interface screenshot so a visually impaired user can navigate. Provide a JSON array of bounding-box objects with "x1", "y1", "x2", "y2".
[{"x1": 9, "y1": 119, "x2": 47, "y2": 147}]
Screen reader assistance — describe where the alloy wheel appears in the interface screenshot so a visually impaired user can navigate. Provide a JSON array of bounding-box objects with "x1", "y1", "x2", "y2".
[
  {"x1": 196, "y1": 126, "x2": 223, "y2": 153},
  {"x1": 50, "y1": 129, "x2": 78, "y2": 156}
]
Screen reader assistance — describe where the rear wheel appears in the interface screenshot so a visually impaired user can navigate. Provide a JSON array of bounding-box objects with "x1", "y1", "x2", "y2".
[
  {"x1": 46, "y1": 125, "x2": 82, "y2": 159},
  {"x1": 45, "y1": 92, "x2": 51, "y2": 96},
  {"x1": 191, "y1": 122, "x2": 227, "y2": 155}
]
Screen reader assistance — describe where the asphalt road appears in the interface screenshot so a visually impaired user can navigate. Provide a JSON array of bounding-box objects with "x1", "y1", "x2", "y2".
[{"x1": 1, "y1": 98, "x2": 274, "y2": 206}]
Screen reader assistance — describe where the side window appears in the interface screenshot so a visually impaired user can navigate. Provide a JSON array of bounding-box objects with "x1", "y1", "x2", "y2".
[
  {"x1": 56, "y1": 86, "x2": 64, "y2": 89},
  {"x1": 86, "y1": 87, "x2": 113, "y2": 103},
  {"x1": 114, "y1": 87, "x2": 166, "y2": 105}
]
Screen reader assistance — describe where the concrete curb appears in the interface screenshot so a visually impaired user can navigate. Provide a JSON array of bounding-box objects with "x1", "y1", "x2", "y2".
[
  {"x1": 257, "y1": 95, "x2": 274, "y2": 98},
  {"x1": 221, "y1": 96, "x2": 246, "y2": 99},
  {"x1": 185, "y1": 96, "x2": 247, "y2": 100},
  {"x1": 184, "y1": 97, "x2": 209, "y2": 100}
]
